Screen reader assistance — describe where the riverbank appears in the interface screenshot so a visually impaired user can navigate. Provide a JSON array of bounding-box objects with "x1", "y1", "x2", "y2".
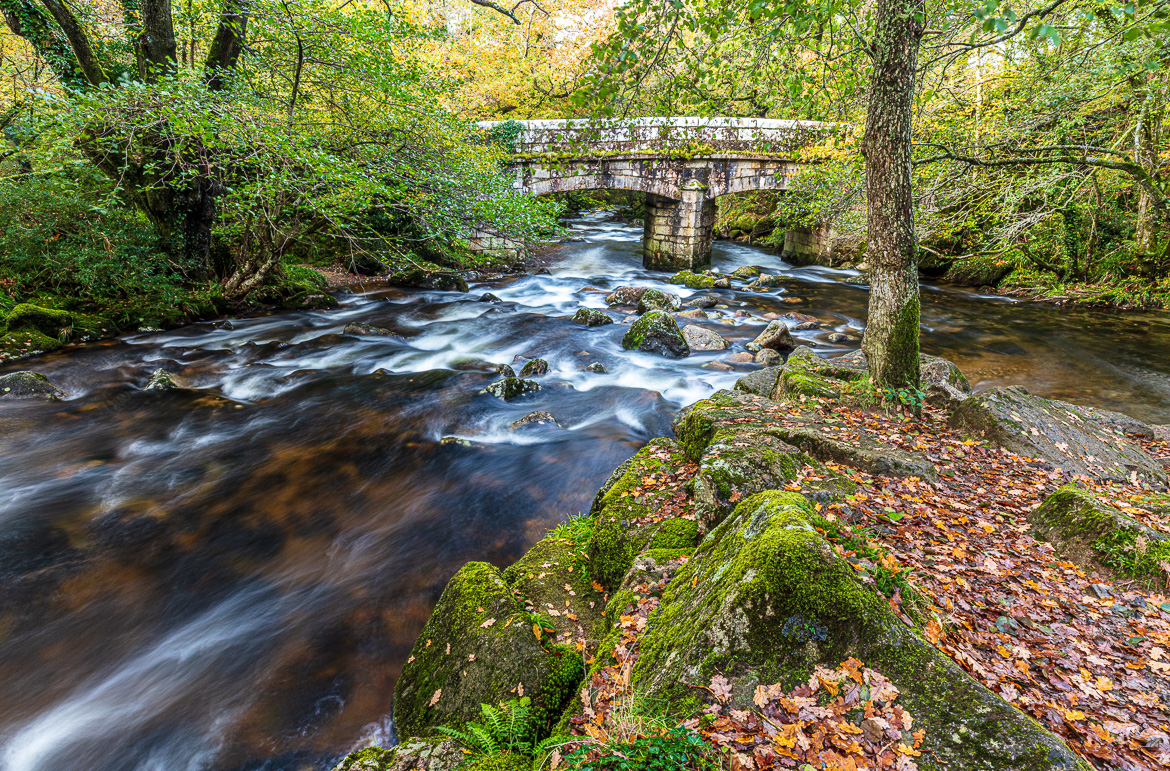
[{"x1": 350, "y1": 347, "x2": 1170, "y2": 771}]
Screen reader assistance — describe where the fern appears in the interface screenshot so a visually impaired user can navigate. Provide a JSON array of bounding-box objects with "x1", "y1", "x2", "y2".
[{"x1": 436, "y1": 697, "x2": 538, "y2": 758}]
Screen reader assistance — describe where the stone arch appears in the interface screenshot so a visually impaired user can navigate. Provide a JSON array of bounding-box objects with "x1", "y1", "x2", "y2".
[{"x1": 522, "y1": 170, "x2": 682, "y2": 201}]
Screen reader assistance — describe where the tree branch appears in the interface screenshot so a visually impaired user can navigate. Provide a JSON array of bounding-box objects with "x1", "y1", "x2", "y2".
[
  {"x1": 37, "y1": 0, "x2": 107, "y2": 85},
  {"x1": 204, "y1": 0, "x2": 246, "y2": 90}
]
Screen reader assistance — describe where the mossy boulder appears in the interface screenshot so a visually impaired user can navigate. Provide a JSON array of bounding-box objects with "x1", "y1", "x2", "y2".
[
  {"x1": 746, "y1": 273, "x2": 784, "y2": 290},
  {"x1": 631, "y1": 491, "x2": 1091, "y2": 771},
  {"x1": 949, "y1": 386, "x2": 1166, "y2": 485},
  {"x1": 834, "y1": 349, "x2": 971, "y2": 408},
  {"x1": 502, "y1": 534, "x2": 608, "y2": 643},
  {"x1": 459, "y1": 752, "x2": 532, "y2": 771},
  {"x1": 733, "y1": 366, "x2": 784, "y2": 398},
  {"x1": 669, "y1": 271, "x2": 716, "y2": 289},
  {"x1": 282, "y1": 291, "x2": 340, "y2": 310},
  {"x1": 680, "y1": 325, "x2": 728, "y2": 351},
  {"x1": 0, "y1": 330, "x2": 62, "y2": 360},
  {"x1": 388, "y1": 267, "x2": 470, "y2": 293},
  {"x1": 509, "y1": 411, "x2": 559, "y2": 430},
  {"x1": 635, "y1": 288, "x2": 682, "y2": 314},
  {"x1": 392, "y1": 562, "x2": 583, "y2": 740},
  {"x1": 1031, "y1": 486, "x2": 1170, "y2": 587},
  {"x1": 621, "y1": 311, "x2": 688, "y2": 358},
  {"x1": 519, "y1": 359, "x2": 548, "y2": 377},
  {"x1": 480, "y1": 378, "x2": 542, "y2": 401},
  {"x1": 749, "y1": 319, "x2": 794, "y2": 351},
  {"x1": 0, "y1": 371, "x2": 65, "y2": 400},
  {"x1": 586, "y1": 438, "x2": 693, "y2": 589},
  {"x1": 604, "y1": 286, "x2": 648, "y2": 306},
  {"x1": 571, "y1": 308, "x2": 613, "y2": 327},
  {"x1": 730, "y1": 265, "x2": 765, "y2": 279},
  {"x1": 944, "y1": 254, "x2": 1014, "y2": 287},
  {"x1": 331, "y1": 738, "x2": 464, "y2": 771},
  {"x1": 5, "y1": 304, "x2": 72, "y2": 338}
]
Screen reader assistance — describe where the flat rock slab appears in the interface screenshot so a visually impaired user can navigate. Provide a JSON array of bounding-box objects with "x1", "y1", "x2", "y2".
[
  {"x1": 949, "y1": 386, "x2": 1167, "y2": 486},
  {"x1": 1031, "y1": 485, "x2": 1170, "y2": 587}
]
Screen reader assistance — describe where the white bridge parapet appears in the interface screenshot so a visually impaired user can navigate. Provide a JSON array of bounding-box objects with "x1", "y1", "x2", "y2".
[{"x1": 478, "y1": 116, "x2": 840, "y2": 157}]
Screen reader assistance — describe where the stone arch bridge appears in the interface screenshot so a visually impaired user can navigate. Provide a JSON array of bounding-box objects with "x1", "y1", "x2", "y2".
[{"x1": 475, "y1": 117, "x2": 840, "y2": 271}]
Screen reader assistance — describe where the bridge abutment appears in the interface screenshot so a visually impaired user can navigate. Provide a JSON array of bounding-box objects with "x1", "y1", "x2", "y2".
[{"x1": 642, "y1": 181, "x2": 715, "y2": 271}]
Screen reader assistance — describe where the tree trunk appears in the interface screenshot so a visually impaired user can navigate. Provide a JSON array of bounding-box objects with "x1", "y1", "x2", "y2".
[
  {"x1": 861, "y1": 0, "x2": 924, "y2": 390},
  {"x1": 1134, "y1": 94, "x2": 1160, "y2": 266}
]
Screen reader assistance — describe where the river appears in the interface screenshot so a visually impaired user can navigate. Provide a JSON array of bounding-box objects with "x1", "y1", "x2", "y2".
[{"x1": 0, "y1": 212, "x2": 1168, "y2": 771}]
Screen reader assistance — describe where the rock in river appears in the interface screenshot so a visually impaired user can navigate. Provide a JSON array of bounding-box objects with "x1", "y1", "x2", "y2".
[
  {"x1": 750, "y1": 319, "x2": 795, "y2": 351},
  {"x1": 604, "y1": 286, "x2": 648, "y2": 306},
  {"x1": 681, "y1": 325, "x2": 728, "y2": 351},
  {"x1": 480, "y1": 377, "x2": 541, "y2": 400},
  {"x1": 144, "y1": 368, "x2": 188, "y2": 391},
  {"x1": 571, "y1": 307, "x2": 613, "y2": 327},
  {"x1": 509, "y1": 411, "x2": 559, "y2": 429},
  {"x1": 518, "y1": 358, "x2": 548, "y2": 377},
  {"x1": 621, "y1": 311, "x2": 689, "y2": 358},
  {"x1": 636, "y1": 288, "x2": 682, "y2": 314},
  {"x1": 0, "y1": 371, "x2": 65, "y2": 400},
  {"x1": 343, "y1": 322, "x2": 401, "y2": 338}
]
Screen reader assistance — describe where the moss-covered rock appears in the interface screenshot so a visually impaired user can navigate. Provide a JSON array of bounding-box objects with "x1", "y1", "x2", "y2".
[
  {"x1": 519, "y1": 359, "x2": 548, "y2": 377},
  {"x1": 621, "y1": 311, "x2": 688, "y2": 358},
  {"x1": 949, "y1": 386, "x2": 1166, "y2": 485},
  {"x1": 509, "y1": 411, "x2": 559, "y2": 430},
  {"x1": 0, "y1": 370, "x2": 65, "y2": 400},
  {"x1": 503, "y1": 534, "x2": 608, "y2": 643},
  {"x1": 343, "y1": 322, "x2": 402, "y2": 338},
  {"x1": 1031, "y1": 486, "x2": 1170, "y2": 587},
  {"x1": 571, "y1": 308, "x2": 613, "y2": 327},
  {"x1": 282, "y1": 291, "x2": 340, "y2": 310},
  {"x1": 586, "y1": 439, "x2": 692, "y2": 589},
  {"x1": 458, "y1": 752, "x2": 532, "y2": 771},
  {"x1": 480, "y1": 378, "x2": 542, "y2": 401},
  {"x1": 0, "y1": 330, "x2": 62, "y2": 360},
  {"x1": 392, "y1": 562, "x2": 583, "y2": 740},
  {"x1": 833, "y1": 349, "x2": 971, "y2": 408},
  {"x1": 604, "y1": 286, "x2": 648, "y2": 307},
  {"x1": 632, "y1": 491, "x2": 1091, "y2": 771},
  {"x1": 5, "y1": 304, "x2": 72, "y2": 338},
  {"x1": 144, "y1": 368, "x2": 187, "y2": 391},
  {"x1": 733, "y1": 366, "x2": 784, "y2": 398},
  {"x1": 943, "y1": 254, "x2": 1015, "y2": 287},
  {"x1": 331, "y1": 738, "x2": 464, "y2": 771},
  {"x1": 388, "y1": 267, "x2": 470, "y2": 293},
  {"x1": 669, "y1": 271, "x2": 716, "y2": 289},
  {"x1": 635, "y1": 288, "x2": 682, "y2": 314},
  {"x1": 730, "y1": 266, "x2": 765, "y2": 280}
]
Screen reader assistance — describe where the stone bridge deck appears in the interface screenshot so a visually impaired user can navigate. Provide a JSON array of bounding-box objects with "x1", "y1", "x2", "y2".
[{"x1": 475, "y1": 117, "x2": 843, "y2": 271}]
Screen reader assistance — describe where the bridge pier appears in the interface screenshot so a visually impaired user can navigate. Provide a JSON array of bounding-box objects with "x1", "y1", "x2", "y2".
[{"x1": 642, "y1": 181, "x2": 715, "y2": 272}]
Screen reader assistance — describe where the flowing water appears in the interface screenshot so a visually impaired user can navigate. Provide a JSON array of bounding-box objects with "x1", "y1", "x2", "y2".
[{"x1": 1, "y1": 212, "x2": 1170, "y2": 771}]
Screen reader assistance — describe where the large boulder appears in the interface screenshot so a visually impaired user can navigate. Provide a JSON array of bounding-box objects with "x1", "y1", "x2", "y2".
[
  {"x1": 1031, "y1": 485, "x2": 1170, "y2": 587},
  {"x1": 571, "y1": 308, "x2": 613, "y2": 327},
  {"x1": 681, "y1": 325, "x2": 728, "y2": 352},
  {"x1": 392, "y1": 562, "x2": 583, "y2": 739},
  {"x1": 586, "y1": 439, "x2": 701, "y2": 589},
  {"x1": 749, "y1": 320, "x2": 795, "y2": 351},
  {"x1": 621, "y1": 311, "x2": 689, "y2": 358},
  {"x1": 0, "y1": 371, "x2": 65, "y2": 400},
  {"x1": 604, "y1": 286, "x2": 648, "y2": 306},
  {"x1": 949, "y1": 386, "x2": 1167, "y2": 486},
  {"x1": 631, "y1": 491, "x2": 1091, "y2": 771},
  {"x1": 519, "y1": 358, "x2": 548, "y2": 377},
  {"x1": 387, "y1": 268, "x2": 469, "y2": 293},
  {"x1": 5, "y1": 304, "x2": 72, "y2": 338},
  {"x1": 636, "y1": 288, "x2": 682, "y2": 314}
]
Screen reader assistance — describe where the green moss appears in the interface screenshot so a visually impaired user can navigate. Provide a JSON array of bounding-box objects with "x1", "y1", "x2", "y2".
[
  {"x1": 586, "y1": 439, "x2": 689, "y2": 590},
  {"x1": 673, "y1": 403, "x2": 716, "y2": 463},
  {"x1": 648, "y1": 518, "x2": 699, "y2": 550},
  {"x1": 669, "y1": 271, "x2": 716, "y2": 289},
  {"x1": 458, "y1": 752, "x2": 533, "y2": 771},
  {"x1": 0, "y1": 330, "x2": 62, "y2": 360},
  {"x1": 68, "y1": 312, "x2": 119, "y2": 342},
  {"x1": 5, "y1": 304, "x2": 73, "y2": 338}
]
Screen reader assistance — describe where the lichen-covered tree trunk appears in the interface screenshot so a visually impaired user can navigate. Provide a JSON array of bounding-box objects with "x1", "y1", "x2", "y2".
[{"x1": 860, "y1": 0, "x2": 924, "y2": 390}]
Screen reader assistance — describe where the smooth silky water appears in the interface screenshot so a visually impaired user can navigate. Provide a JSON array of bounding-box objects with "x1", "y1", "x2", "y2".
[{"x1": 1, "y1": 212, "x2": 1169, "y2": 771}]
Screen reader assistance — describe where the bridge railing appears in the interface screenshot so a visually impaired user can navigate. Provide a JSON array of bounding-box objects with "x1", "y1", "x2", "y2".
[{"x1": 477, "y1": 116, "x2": 842, "y2": 157}]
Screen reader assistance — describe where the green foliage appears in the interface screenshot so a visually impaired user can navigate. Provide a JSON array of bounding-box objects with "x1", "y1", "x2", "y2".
[
  {"x1": 561, "y1": 727, "x2": 715, "y2": 771},
  {"x1": 548, "y1": 514, "x2": 595, "y2": 548},
  {"x1": 882, "y1": 385, "x2": 927, "y2": 413},
  {"x1": 436, "y1": 698, "x2": 560, "y2": 761}
]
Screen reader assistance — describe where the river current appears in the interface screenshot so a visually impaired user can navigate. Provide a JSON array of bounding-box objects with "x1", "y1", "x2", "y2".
[{"x1": 1, "y1": 213, "x2": 1169, "y2": 771}]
